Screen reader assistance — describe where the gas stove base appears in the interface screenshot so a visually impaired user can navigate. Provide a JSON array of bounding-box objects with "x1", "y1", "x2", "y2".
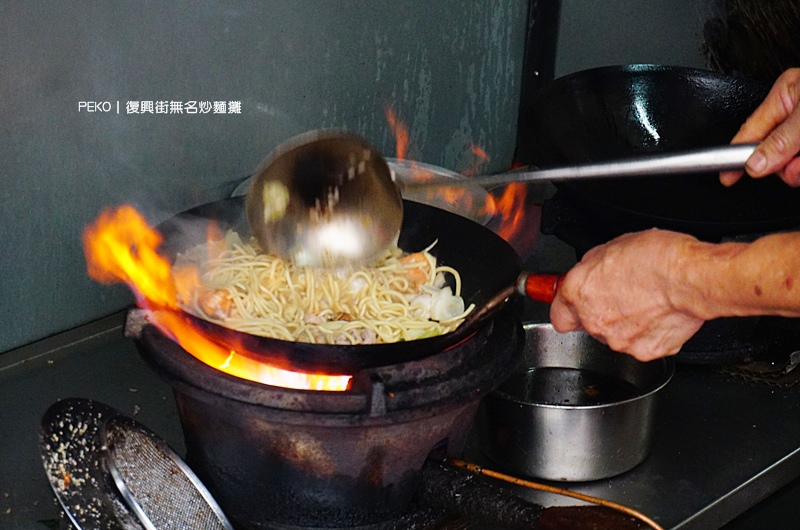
[{"x1": 241, "y1": 460, "x2": 650, "y2": 530}]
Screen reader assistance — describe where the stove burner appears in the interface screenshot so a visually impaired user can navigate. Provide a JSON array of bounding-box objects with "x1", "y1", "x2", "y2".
[{"x1": 130, "y1": 305, "x2": 524, "y2": 529}]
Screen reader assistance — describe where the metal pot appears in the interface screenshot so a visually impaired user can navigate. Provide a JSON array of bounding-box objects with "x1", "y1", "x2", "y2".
[{"x1": 478, "y1": 322, "x2": 674, "y2": 482}]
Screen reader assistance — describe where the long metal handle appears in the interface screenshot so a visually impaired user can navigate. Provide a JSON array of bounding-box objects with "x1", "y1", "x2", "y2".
[{"x1": 397, "y1": 143, "x2": 758, "y2": 188}]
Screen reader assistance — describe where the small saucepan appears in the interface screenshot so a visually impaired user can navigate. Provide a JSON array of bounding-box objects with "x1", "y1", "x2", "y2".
[{"x1": 478, "y1": 322, "x2": 674, "y2": 482}]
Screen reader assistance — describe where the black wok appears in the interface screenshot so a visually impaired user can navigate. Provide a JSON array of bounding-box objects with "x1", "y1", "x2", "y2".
[
  {"x1": 155, "y1": 196, "x2": 554, "y2": 374},
  {"x1": 517, "y1": 64, "x2": 800, "y2": 240}
]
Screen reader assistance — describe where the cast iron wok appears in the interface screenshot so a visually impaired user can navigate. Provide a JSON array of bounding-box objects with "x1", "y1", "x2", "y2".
[
  {"x1": 518, "y1": 64, "x2": 800, "y2": 239},
  {"x1": 155, "y1": 196, "x2": 553, "y2": 374}
]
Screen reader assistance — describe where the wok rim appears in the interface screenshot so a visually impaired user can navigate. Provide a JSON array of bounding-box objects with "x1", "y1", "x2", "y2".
[
  {"x1": 521, "y1": 64, "x2": 800, "y2": 235},
  {"x1": 155, "y1": 197, "x2": 522, "y2": 373}
]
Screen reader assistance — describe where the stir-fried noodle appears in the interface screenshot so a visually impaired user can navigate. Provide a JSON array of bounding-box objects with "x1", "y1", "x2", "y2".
[{"x1": 173, "y1": 231, "x2": 474, "y2": 345}]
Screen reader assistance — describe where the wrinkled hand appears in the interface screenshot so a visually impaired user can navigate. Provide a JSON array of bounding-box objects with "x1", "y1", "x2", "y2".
[
  {"x1": 720, "y1": 68, "x2": 800, "y2": 187},
  {"x1": 549, "y1": 229, "x2": 705, "y2": 362}
]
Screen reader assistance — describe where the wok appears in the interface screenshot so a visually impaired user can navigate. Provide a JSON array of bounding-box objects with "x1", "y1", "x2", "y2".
[
  {"x1": 156, "y1": 196, "x2": 550, "y2": 374},
  {"x1": 518, "y1": 64, "x2": 800, "y2": 239}
]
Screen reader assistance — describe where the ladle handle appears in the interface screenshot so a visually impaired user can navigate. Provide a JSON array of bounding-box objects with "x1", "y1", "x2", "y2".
[
  {"x1": 398, "y1": 143, "x2": 758, "y2": 188},
  {"x1": 518, "y1": 273, "x2": 565, "y2": 304}
]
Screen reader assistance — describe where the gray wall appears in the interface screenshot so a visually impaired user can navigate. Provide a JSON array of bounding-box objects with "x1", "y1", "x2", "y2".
[
  {"x1": 0, "y1": 1, "x2": 529, "y2": 354},
  {"x1": 0, "y1": 0, "x2": 723, "y2": 355},
  {"x1": 554, "y1": 0, "x2": 713, "y2": 77}
]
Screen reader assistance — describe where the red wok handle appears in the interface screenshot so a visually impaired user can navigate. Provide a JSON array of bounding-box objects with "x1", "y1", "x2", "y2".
[{"x1": 517, "y1": 273, "x2": 565, "y2": 304}]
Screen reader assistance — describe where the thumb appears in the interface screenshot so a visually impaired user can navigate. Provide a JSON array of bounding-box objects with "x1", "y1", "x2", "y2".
[{"x1": 549, "y1": 294, "x2": 582, "y2": 332}]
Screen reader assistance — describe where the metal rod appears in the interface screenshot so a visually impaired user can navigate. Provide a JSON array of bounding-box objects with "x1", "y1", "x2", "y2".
[{"x1": 397, "y1": 143, "x2": 758, "y2": 188}]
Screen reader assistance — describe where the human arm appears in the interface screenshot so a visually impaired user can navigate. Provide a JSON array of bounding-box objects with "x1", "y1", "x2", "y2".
[
  {"x1": 549, "y1": 229, "x2": 800, "y2": 361},
  {"x1": 720, "y1": 68, "x2": 800, "y2": 187}
]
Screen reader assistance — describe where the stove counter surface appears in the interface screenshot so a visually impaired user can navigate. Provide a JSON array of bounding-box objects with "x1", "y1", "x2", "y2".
[
  {"x1": 1, "y1": 311, "x2": 799, "y2": 529},
  {"x1": 468, "y1": 359, "x2": 800, "y2": 529}
]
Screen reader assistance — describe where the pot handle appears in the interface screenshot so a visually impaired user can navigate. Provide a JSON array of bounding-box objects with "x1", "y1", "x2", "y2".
[{"x1": 517, "y1": 273, "x2": 565, "y2": 304}]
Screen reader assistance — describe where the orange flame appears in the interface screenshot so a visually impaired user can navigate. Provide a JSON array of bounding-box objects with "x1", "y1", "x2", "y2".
[
  {"x1": 491, "y1": 183, "x2": 528, "y2": 241},
  {"x1": 83, "y1": 206, "x2": 351, "y2": 391},
  {"x1": 383, "y1": 110, "x2": 531, "y2": 252},
  {"x1": 470, "y1": 144, "x2": 489, "y2": 162},
  {"x1": 385, "y1": 106, "x2": 409, "y2": 161},
  {"x1": 84, "y1": 206, "x2": 177, "y2": 308}
]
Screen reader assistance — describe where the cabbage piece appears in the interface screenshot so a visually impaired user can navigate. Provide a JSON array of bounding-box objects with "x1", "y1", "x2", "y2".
[{"x1": 429, "y1": 286, "x2": 465, "y2": 322}]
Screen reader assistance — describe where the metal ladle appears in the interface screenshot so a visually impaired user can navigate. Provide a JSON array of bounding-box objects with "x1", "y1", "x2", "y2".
[
  {"x1": 246, "y1": 130, "x2": 402, "y2": 268},
  {"x1": 246, "y1": 130, "x2": 757, "y2": 268}
]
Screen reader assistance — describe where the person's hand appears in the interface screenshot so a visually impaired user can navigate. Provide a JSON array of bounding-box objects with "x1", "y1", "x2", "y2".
[
  {"x1": 549, "y1": 229, "x2": 705, "y2": 362},
  {"x1": 720, "y1": 68, "x2": 800, "y2": 187}
]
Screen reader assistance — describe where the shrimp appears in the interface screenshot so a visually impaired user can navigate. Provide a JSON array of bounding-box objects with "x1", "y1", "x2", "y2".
[
  {"x1": 399, "y1": 252, "x2": 432, "y2": 291},
  {"x1": 197, "y1": 289, "x2": 233, "y2": 319}
]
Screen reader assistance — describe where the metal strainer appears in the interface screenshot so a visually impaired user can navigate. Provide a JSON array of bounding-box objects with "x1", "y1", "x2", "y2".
[
  {"x1": 40, "y1": 398, "x2": 144, "y2": 530},
  {"x1": 40, "y1": 398, "x2": 233, "y2": 530},
  {"x1": 101, "y1": 415, "x2": 233, "y2": 530}
]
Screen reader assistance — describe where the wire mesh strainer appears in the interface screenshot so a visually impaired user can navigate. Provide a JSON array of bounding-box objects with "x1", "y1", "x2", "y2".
[
  {"x1": 40, "y1": 398, "x2": 145, "y2": 530},
  {"x1": 40, "y1": 398, "x2": 233, "y2": 530},
  {"x1": 101, "y1": 415, "x2": 233, "y2": 530}
]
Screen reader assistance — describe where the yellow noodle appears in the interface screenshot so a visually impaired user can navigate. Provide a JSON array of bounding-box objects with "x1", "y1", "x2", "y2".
[{"x1": 173, "y1": 231, "x2": 475, "y2": 345}]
